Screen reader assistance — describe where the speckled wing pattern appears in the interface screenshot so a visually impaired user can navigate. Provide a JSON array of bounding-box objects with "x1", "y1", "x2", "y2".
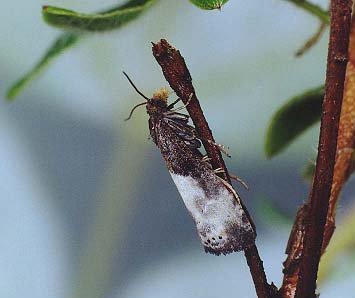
[{"x1": 151, "y1": 117, "x2": 256, "y2": 255}]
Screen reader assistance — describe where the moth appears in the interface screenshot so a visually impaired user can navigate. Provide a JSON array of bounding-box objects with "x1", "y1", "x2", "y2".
[{"x1": 124, "y1": 72, "x2": 256, "y2": 255}]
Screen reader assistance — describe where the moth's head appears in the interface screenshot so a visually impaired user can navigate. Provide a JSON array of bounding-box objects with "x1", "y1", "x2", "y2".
[
  {"x1": 152, "y1": 87, "x2": 169, "y2": 104},
  {"x1": 147, "y1": 87, "x2": 169, "y2": 112},
  {"x1": 123, "y1": 71, "x2": 170, "y2": 121}
]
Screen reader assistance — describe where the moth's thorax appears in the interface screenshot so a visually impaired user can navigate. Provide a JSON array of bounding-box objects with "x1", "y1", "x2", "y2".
[{"x1": 146, "y1": 87, "x2": 169, "y2": 116}]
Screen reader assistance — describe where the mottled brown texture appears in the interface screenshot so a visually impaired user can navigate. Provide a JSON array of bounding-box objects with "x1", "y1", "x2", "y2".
[
  {"x1": 294, "y1": 2, "x2": 353, "y2": 298},
  {"x1": 152, "y1": 39, "x2": 276, "y2": 298}
]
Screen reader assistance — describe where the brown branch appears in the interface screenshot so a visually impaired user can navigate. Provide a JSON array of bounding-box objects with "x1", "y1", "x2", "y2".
[
  {"x1": 152, "y1": 39, "x2": 276, "y2": 298},
  {"x1": 280, "y1": 3, "x2": 354, "y2": 297},
  {"x1": 291, "y1": 2, "x2": 352, "y2": 298},
  {"x1": 322, "y1": 12, "x2": 355, "y2": 253}
]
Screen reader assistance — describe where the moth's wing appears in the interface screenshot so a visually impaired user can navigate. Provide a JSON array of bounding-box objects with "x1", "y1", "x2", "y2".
[
  {"x1": 163, "y1": 115, "x2": 201, "y2": 149},
  {"x1": 170, "y1": 170, "x2": 256, "y2": 255},
  {"x1": 153, "y1": 119, "x2": 255, "y2": 254},
  {"x1": 164, "y1": 111, "x2": 189, "y2": 123}
]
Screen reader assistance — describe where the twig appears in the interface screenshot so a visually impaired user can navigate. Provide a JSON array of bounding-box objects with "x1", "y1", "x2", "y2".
[
  {"x1": 280, "y1": 2, "x2": 353, "y2": 296},
  {"x1": 284, "y1": 0, "x2": 329, "y2": 24},
  {"x1": 152, "y1": 39, "x2": 276, "y2": 298},
  {"x1": 295, "y1": 21, "x2": 327, "y2": 57},
  {"x1": 285, "y1": 2, "x2": 352, "y2": 298},
  {"x1": 322, "y1": 12, "x2": 355, "y2": 253}
]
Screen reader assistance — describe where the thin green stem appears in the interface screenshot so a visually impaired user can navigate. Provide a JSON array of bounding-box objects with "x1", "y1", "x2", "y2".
[{"x1": 284, "y1": 0, "x2": 329, "y2": 24}]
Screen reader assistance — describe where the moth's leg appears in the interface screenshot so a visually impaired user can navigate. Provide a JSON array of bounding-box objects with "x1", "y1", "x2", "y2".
[
  {"x1": 167, "y1": 97, "x2": 181, "y2": 110},
  {"x1": 200, "y1": 155, "x2": 213, "y2": 169},
  {"x1": 214, "y1": 167, "x2": 225, "y2": 174},
  {"x1": 184, "y1": 93, "x2": 194, "y2": 107},
  {"x1": 216, "y1": 176, "x2": 241, "y2": 204},
  {"x1": 214, "y1": 168, "x2": 249, "y2": 190},
  {"x1": 194, "y1": 134, "x2": 231, "y2": 158},
  {"x1": 170, "y1": 93, "x2": 194, "y2": 112},
  {"x1": 205, "y1": 139, "x2": 231, "y2": 158},
  {"x1": 230, "y1": 174, "x2": 249, "y2": 190},
  {"x1": 201, "y1": 155, "x2": 212, "y2": 162}
]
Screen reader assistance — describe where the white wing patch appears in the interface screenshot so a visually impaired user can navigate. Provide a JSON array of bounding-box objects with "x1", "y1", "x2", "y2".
[{"x1": 170, "y1": 173, "x2": 254, "y2": 254}]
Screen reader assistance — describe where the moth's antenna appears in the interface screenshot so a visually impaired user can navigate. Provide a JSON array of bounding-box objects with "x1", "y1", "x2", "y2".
[
  {"x1": 123, "y1": 71, "x2": 149, "y2": 100},
  {"x1": 124, "y1": 102, "x2": 147, "y2": 121}
]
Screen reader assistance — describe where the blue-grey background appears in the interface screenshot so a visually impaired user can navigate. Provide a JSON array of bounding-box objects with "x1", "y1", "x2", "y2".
[{"x1": 1, "y1": 0, "x2": 354, "y2": 297}]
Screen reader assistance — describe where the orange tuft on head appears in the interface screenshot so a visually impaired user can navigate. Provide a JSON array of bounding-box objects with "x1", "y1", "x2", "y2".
[{"x1": 153, "y1": 87, "x2": 169, "y2": 102}]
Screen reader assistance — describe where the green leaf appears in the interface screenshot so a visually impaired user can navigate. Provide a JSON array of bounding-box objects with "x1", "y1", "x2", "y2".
[
  {"x1": 284, "y1": 0, "x2": 329, "y2": 24},
  {"x1": 6, "y1": 0, "x2": 157, "y2": 100},
  {"x1": 265, "y1": 85, "x2": 324, "y2": 158},
  {"x1": 189, "y1": 0, "x2": 229, "y2": 10},
  {"x1": 303, "y1": 161, "x2": 316, "y2": 181},
  {"x1": 42, "y1": 0, "x2": 157, "y2": 31},
  {"x1": 7, "y1": 32, "x2": 80, "y2": 100},
  {"x1": 256, "y1": 196, "x2": 291, "y2": 226}
]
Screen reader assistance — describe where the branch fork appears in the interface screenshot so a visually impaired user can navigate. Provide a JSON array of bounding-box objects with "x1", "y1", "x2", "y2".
[{"x1": 151, "y1": 2, "x2": 353, "y2": 293}]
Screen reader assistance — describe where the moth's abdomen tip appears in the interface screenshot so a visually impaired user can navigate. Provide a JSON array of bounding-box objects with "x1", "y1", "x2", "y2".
[
  {"x1": 204, "y1": 246, "x2": 238, "y2": 256},
  {"x1": 202, "y1": 229, "x2": 256, "y2": 256},
  {"x1": 203, "y1": 241, "x2": 255, "y2": 256}
]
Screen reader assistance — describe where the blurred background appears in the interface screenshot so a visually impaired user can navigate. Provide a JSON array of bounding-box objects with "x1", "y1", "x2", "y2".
[{"x1": 1, "y1": 0, "x2": 354, "y2": 297}]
